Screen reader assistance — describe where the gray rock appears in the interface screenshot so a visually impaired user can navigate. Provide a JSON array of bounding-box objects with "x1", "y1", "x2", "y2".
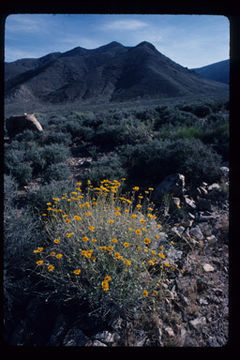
[
  {"x1": 63, "y1": 327, "x2": 89, "y2": 346},
  {"x1": 183, "y1": 195, "x2": 197, "y2": 209},
  {"x1": 94, "y1": 330, "x2": 115, "y2": 344},
  {"x1": 220, "y1": 166, "x2": 229, "y2": 179},
  {"x1": 154, "y1": 173, "x2": 186, "y2": 198},
  {"x1": 203, "y1": 263, "x2": 215, "y2": 272},
  {"x1": 206, "y1": 235, "x2": 218, "y2": 245},
  {"x1": 189, "y1": 316, "x2": 207, "y2": 329},
  {"x1": 167, "y1": 247, "x2": 183, "y2": 262},
  {"x1": 172, "y1": 197, "x2": 181, "y2": 207},
  {"x1": 164, "y1": 326, "x2": 175, "y2": 337},
  {"x1": 198, "y1": 298, "x2": 208, "y2": 305},
  {"x1": 189, "y1": 226, "x2": 204, "y2": 240},
  {"x1": 90, "y1": 340, "x2": 107, "y2": 346}
]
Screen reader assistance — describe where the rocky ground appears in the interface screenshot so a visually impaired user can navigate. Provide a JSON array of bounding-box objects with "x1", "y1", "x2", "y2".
[{"x1": 4, "y1": 166, "x2": 229, "y2": 348}]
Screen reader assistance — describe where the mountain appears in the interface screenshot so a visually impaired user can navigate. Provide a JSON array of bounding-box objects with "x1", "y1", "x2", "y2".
[
  {"x1": 191, "y1": 59, "x2": 229, "y2": 84},
  {"x1": 5, "y1": 41, "x2": 228, "y2": 105}
]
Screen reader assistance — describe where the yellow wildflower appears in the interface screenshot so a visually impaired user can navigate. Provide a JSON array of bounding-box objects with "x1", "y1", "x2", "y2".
[
  {"x1": 54, "y1": 238, "x2": 60, "y2": 244},
  {"x1": 48, "y1": 265, "x2": 55, "y2": 272},
  {"x1": 56, "y1": 253, "x2": 63, "y2": 259},
  {"x1": 65, "y1": 218, "x2": 71, "y2": 223},
  {"x1": 82, "y1": 236, "x2": 89, "y2": 242},
  {"x1": 133, "y1": 186, "x2": 139, "y2": 191},
  {"x1": 107, "y1": 219, "x2": 114, "y2": 224},
  {"x1": 50, "y1": 251, "x2": 56, "y2": 256},
  {"x1": 128, "y1": 227, "x2": 133, "y2": 232},
  {"x1": 88, "y1": 226, "x2": 95, "y2": 231},
  {"x1": 131, "y1": 214, "x2": 137, "y2": 218},
  {"x1": 73, "y1": 215, "x2": 82, "y2": 221},
  {"x1": 144, "y1": 238, "x2": 151, "y2": 244},
  {"x1": 91, "y1": 238, "x2": 97, "y2": 243},
  {"x1": 148, "y1": 260, "x2": 155, "y2": 266},
  {"x1": 136, "y1": 204, "x2": 142, "y2": 209},
  {"x1": 105, "y1": 275, "x2": 111, "y2": 282},
  {"x1": 142, "y1": 228, "x2": 147, "y2": 232},
  {"x1": 111, "y1": 238, "x2": 118, "y2": 243},
  {"x1": 148, "y1": 187, "x2": 154, "y2": 191},
  {"x1": 124, "y1": 260, "x2": 132, "y2": 266},
  {"x1": 100, "y1": 246, "x2": 107, "y2": 251},
  {"x1": 107, "y1": 246, "x2": 114, "y2": 252},
  {"x1": 73, "y1": 269, "x2": 81, "y2": 275},
  {"x1": 36, "y1": 260, "x2": 44, "y2": 265},
  {"x1": 115, "y1": 211, "x2": 121, "y2": 216},
  {"x1": 101, "y1": 280, "x2": 109, "y2": 291},
  {"x1": 135, "y1": 229, "x2": 142, "y2": 235},
  {"x1": 42, "y1": 213, "x2": 47, "y2": 216},
  {"x1": 123, "y1": 242, "x2": 130, "y2": 248},
  {"x1": 139, "y1": 219, "x2": 145, "y2": 224},
  {"x1": 158, "y1": 253, "x2": 165, "y2": 259},
  {"x1": 85, "y1": 212, "x2": 92, "y2": 216},
  {"x1": 163, "y1": 262, "x2": 171, "y2": 267},
  {"x1": 52, "y1": 198, "x2": 60, "y2": 202},
  {"x1": 66, "y1": 233, "x2": 74, "y2": 238},
  {"x1": 143, "y1": 290, "x2": 149, "y2": 297}
]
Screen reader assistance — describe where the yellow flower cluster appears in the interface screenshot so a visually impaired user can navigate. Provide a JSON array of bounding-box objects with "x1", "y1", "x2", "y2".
[{"x1": 35, "y1": 178, "x2": 175, "y2": 306}]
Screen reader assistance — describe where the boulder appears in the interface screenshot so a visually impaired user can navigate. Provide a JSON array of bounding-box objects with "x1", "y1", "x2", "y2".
[
  {"x1": 6, "y1": 113, "x2": 43, "y2": 137},
  {"x1": 154, "y1": 174, "x2": 186, "y2": 199},
  {"x1": 63, "y1": 327, "x2": 89, "y2": 346}
]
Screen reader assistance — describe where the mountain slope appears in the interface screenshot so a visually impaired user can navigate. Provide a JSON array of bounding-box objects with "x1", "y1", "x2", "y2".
[
  {"x1": 5, "y1": 41, "x2": 228, "y2": 104},
  {"x1": 192, "y1": 59, "x2": 229, "y2": 84}
]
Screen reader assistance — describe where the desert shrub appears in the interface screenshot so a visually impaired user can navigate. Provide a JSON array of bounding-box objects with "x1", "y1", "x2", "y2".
[
  {"x1": 65, "y1": 121, "x2": 94, "y2": 142},
  {"x1": 119, "y1": 138, "x2": 221, "y2": 187},
  {"x1": 12, "y1": 163, "x2": 33, "y2": 186},
  {"x1": 87, "y1": 154, "x2": 127, "y2": 184},
  {"x1": 14, "y1": 129, "x2": 44, "y2": 143},
  {"x1": 43, "y1": 163, "x2": 71, "y2": 184},
  {"x1": 41, "y1": 144, "x2": 70, "y2": 167},
  {"x1": 4, "y1": 174, "x2": 17, "y2": 206},
  {"x1": 43, "y1": 132, "x2": 72, "y2": 146},
  {"x1": 168, "y1": 126, "x2": 203, "y2": 140},
  {"x1": 26, "y1": 180, "x2": 74, "y2": 214},
  {"x1": 32, "y1": 179, "x2": 176, "y2": 317},
  {"x1": 164, "y1": 139, "x2": 222, "y2": 185},
  {"x1": 26, "y1": 148, "x2": 46, "y2": 175},
  {"x1": 200, "y1": 122, "x2": 229, "y2": 160},
  {"x1": 4, "y1": 149, "x2": 26, "y2": 175},
  {"x1": 153, "y1": 108, "x2": 199, "y2": 130},
  {"x1": 178, "y1": 103, "x2": 212, "y2": 117}
]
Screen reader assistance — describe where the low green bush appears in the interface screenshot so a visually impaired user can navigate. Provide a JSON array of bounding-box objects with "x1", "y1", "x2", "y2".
[
  {"x1": 87, "y1": 154, "x2": 127, "y2": 184},
  {"x1": 41, "y1": 144, "x2": 70, "y2": 167},
  {"x1": 43, "y1": 163, "x2": 71, "y2": 184},
  {"x1": 12, "y1": 163, "x2": 33, "y2": 186},
  {"x1": 119, "y1": 138, "x2": 222, "y2": 187}
]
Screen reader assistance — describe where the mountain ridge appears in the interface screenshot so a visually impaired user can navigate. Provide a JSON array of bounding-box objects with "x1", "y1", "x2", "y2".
[
  {"x1": 191, "y1": 59, "x2": 229, "y2": 84},
  {"x1": 5, "y1": 41, "x2": 228, "y2": 104}
]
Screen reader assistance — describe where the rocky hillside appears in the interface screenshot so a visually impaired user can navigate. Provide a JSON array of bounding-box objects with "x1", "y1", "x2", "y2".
[
  {"x1": 192, "y1": 59, "x2": 229, "y2": 85},
  {"x1": 5, "y1": 41, "x2": 228, "y2": 104}
]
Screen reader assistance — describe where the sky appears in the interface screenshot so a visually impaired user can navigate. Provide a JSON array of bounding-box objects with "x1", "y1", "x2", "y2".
[{"x1": 5, "y1": 14, "x2": 230, "y2": 68}]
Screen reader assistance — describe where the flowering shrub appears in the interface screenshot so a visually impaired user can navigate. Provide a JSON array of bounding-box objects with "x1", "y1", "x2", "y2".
[{"x1": 33, "y1": 179, "x2": 177, "y2": 316}]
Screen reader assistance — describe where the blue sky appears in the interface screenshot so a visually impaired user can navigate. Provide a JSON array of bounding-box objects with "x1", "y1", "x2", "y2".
[{"x1": 5, "y1": 14, "x2": 229, "y2": 68}]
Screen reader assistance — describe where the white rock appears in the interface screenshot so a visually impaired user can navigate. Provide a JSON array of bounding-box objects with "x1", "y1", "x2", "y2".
[
  {"x1": 94, "y1": 331, "x2": 115, "y2": 344},
  {"x1": 203, "y1": 263, "x2": 215, "y2": 272},
  {"x1": 165, "y1": 326, "x2": 175, "y2": 337},
  {"x1": 190, "y1": 316, "x2": 207, "y2": 329}
]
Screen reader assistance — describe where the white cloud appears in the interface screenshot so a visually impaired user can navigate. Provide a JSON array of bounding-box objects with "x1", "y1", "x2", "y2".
[{"x1": 101, "y1": 19, "x2": 148, "y2": 31}]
